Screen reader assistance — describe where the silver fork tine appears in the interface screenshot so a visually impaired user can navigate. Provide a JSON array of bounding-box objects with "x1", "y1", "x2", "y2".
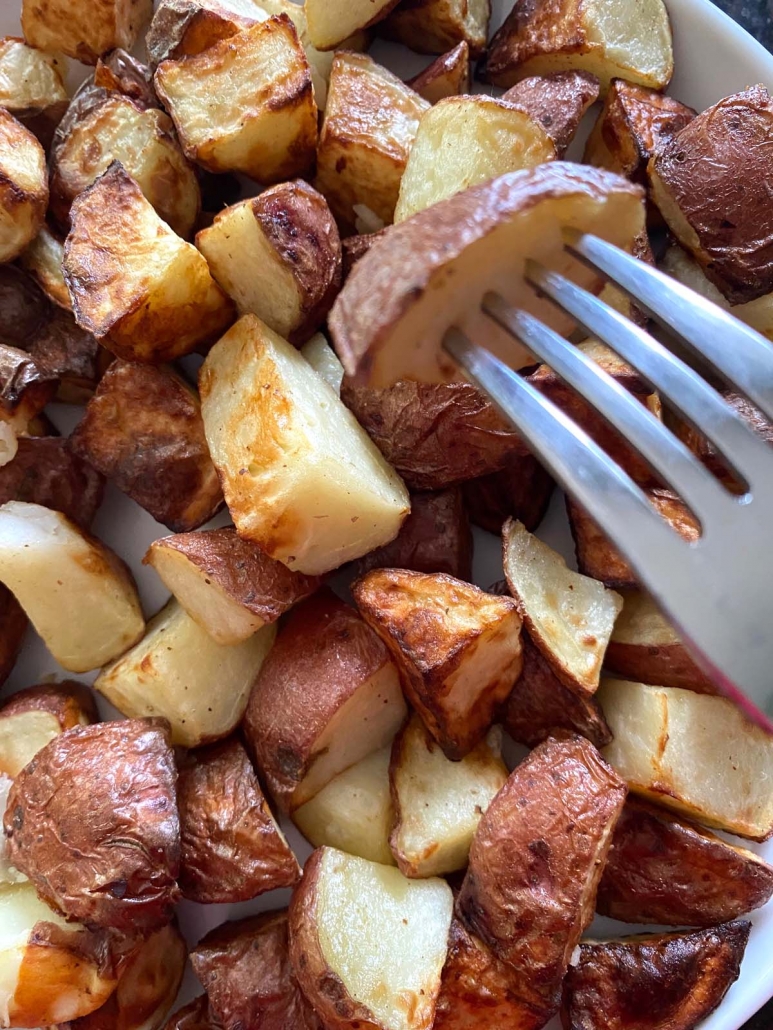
[{"x1": 565, "y1": 229, "x2": 773, "y2": 423}]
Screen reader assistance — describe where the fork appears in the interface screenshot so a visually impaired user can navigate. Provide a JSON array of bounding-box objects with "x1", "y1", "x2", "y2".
[{"x1": 442, "y1": 229, "x2": 773, "y2": 734}]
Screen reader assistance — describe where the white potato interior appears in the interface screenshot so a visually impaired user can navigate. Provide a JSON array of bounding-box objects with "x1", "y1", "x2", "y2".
[
  {"x1": 0, "y1": 113, "x2": 44, "y2": 194},
  {"x1": 0, "y1": 39, "x2": 67, "y2": 112},
  {"x1": 19, "y1": 227, "x2": 70, "y2": 310},
  {"x1": 0, "y1": 711, "x2": 61, "y2": 779},
  {"x1": 301, "y1": 333, "x2": 344, "y2": 394},
  {"x1": 0, "y1": 776, "x2": 26, "y2": 886},
  {"x1": 305, "y1": 0, "x2": 396, "y2": 49},
  {"x1": 611, "y1": 591, "x2": 679, "y2": 646}
]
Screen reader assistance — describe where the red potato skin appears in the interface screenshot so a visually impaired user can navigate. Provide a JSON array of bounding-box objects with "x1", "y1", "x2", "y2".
[
  {"x1": 0, "y1": 437, "x2": 104, "y2": 529},
  {"x1": 503, "y1": 71, "x2": 600, "y2": 157},
  {"x1": 0, "y1": 265, "x2": 51, "y2": 347},
  {"x1": 0, "y1": 680, "x2": 98, "y2": 729},
  {"x1": 0, "y1": 585, "x2": 26, "y2": 688},
  {"x1": 463, "y1": 453, "x2": 554, "y2": 535},
  {"x1": 163, "y1": 997, "x2": 220, "y2": 1030}
]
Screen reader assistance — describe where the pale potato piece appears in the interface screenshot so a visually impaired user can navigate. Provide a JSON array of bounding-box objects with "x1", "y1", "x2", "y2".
[
  {"x1": 293, "y1": 746, "x2": 396, "y2": 865},
  {"x1": 406, "y1": 42, "x2": 470, "y2": 104},
  {"x1": 0, "y1": 773, "x2": 24, "y2": 885},
  {"x1": 289, "y1": 848, "x2": 453, "y2": 1030},
  {"x1": 199, "y1": 314, "x2": 409, "y2": 575},
  {"x1": 394, "y1": 95, "x2": 555, "y2": 224},
  {"x1": 154, "y1": 16, "x2": 317, "y2": 184},
  {"x1": 0, "y1": 110, "x2": 47, "y2": 264},
  {"x1": 146, "y1": 0, "x2": 270, "y2": 66},
  {"x1": 0, "y1": 500, "x2": 144, "y2": 673},
  {"x1": 305, "y1": 0, "x2": 399, "y2": 50},
  {"x1": 481, "y1": 0, "x2": 673, "y2": 93},
  {"x1": 0, "y1": 681, "x2": 95, "y2": 779},
  {"x1": 503, "y1": 518, "x2": 622, "y2": 696},
  {"x1": 64, "y1": 163, "x2": 234, "y2": 363},
  {"x1": 598, "y1": 679, "x2": 773, "y2": 840},
  {"x1": 0, "y1": 37, "x2": 67, "y2": 139},
  {"x1": 390, "y1": 717, "x2": 507, "y2": 878},
  {"x1": 95, "y1": 598, "x2": 275, "y2": 748},
  {"x1": 19, "y1": 226, "x2": 70, "y2": 310},
  {"x1": 301, "y1": 333, "x2": 344, "y2": 393},
  {"x1": 380, "y1": 0, "x2": 490, "y2": 58},
  {"x1": 21, "y1": 0, "x2": 151, "y2": 64}
]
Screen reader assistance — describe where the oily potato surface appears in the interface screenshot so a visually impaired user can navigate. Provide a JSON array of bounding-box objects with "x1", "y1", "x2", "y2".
[
  {"x1": 0, "y1": 436, "x2": 103, "y2": 529},
  {"x1": 21, "y1": 0, "x2": 152, "y2": 63},
  {"x1": 0, "y1": 109, "x2": 48, "y2": 263}
]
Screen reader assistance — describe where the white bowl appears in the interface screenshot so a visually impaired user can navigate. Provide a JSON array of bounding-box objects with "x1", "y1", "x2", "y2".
[{"x1": 2, "y1": 1, "x2": 773, "y2": 1028}]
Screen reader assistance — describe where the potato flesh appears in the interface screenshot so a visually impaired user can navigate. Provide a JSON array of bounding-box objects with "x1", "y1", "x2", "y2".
[
  {"x1": 301, "y1": 333, "x2": 344, "y2": 393},
  {"x1": 19, "y1": 228, "x2": 70, "y2": 311},
  {"x1": 0, "y1": 39, "x2": 67, "y2": 114},
  {"x1": 0, "y1": 711, "x2": 61, "y2": 779},
  {"x1": 305, "y1": 0, "x2": 398, "y2": 49},
  {"x1": 0, "y1": 776, "x2": 25, "y2": 886},
  {"x1": 0, "y1": 112, "x2": 46, "y2": 264}
]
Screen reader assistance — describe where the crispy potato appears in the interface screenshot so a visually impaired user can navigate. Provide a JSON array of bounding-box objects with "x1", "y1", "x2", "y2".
[
  {"x1": 300, "y1": 332, "x2": 344, "y2": 392},
  {"x1": 289, "y1": 847, "x2": 453, "y2": 1030},
  {"x1": 503, "y1": 71, "x2": 600, "y2": 157},
  {"x1": 480, "y1": 0, "x2": 672, "y2": 93},
  {"x1": 4, "y1": 718, "x2": 180, "y2": 932},
  {"x1": 561, "y1": 922, "x2": 750, "y2": 1030},
  {"x1": 406, "y1": 42, "x2": 470, "y2": 103},
  {"x1": 292, "y1": 746, "x2": 395, "y2": 865},
  {"x1": 19, "y1": 226, "x2": 71, "y2": 309},
  {"x1": 162, "y1": 997, "x2": 217, "y2": 1030},
  {"x1": 0, "y1": 586, "x2": 25, "y2": 689},
  {"x1": 0, "y1": 681, "x2": 96, "y2": 779},
  {"x1": 93, "y1": 48, "x2": 157, "y2": 107},
  {"x1": 0, "y1": 437, "x2": 103, "y2": 530},
  {"x1": 0, "y1": 110, "x2": 47, "y2": 264},
  {"x1": 598, "y1": 679, "x2": 773, "y2": 839},
  {"x1": 95, "y1": 598, "x2": 276, "y2": 748},
  {"x1": 458, "y1": 735, "x2": 627, "y2": 1017},
  {"x1": 305, "y1": 0, "x2": 399, "y2": 50},
  {"x1": 155, "y1": 16, "x2": 317, "y2": 184},
  {"x1": 26, "y1": 310, "x2": 106, "y2": 405},
  {"x1": 177, "y1": 736, "x2": 300, "y2": 903},
  {"x1": 341, "y1": 229, "x2": 388, "y2": 279},
  {"x1": 597, "y1": 798, "x2": 773, "y2": 926},
  {"x1": 69, "y1": 361, "x2": 223, "y2": 533},
  {"x1": 380, "y1": 0, "x2": 489, "y2": 57},
  {"x1": 394, "y1": 95, "x2": 556, "y2": 224},
  {"x1": 64, "y1": 164, "x2": 234, "y2": 362},
  {"x1": 0, "y1": 345, "x2": 56, "y2": 430},
  {"x1": 243, "y1": 589, "x2": 407, "y2": 811},
  {"x1": 145, "y1": 528, "x2": 320, "y2": 646},
  {"x1": 0, "y1": 37, "x2": 68, "y2": 146},
  {"x1": 196, "y1": 182, "x2": 341, "y2": 345},
  {"x1": 0, "y1": 501, "x2": 144, "y2": 673},
  {"x1": 0, "y1": 264, "x2": 49, "y2": 347},
  {"x1": 331, "y1": 164, "x2": 645, "y2": 388},
  {"x1": 390, "y1": 716, "x2": 507, "y2": 877},
  {"x1": 21, "y1": 0, "x2": 152, "y2": 64},
  {"x1": 503, "y1": 518, "x2": 623, "y2": 695},
  {"x1": 314, "y1": 52, "x2": 430, "y2": 230},
  {"x1": 199, "y1": 314, "x2": 409, "y2": 575},
  {"x1": 463, "y1": 453, "x2": 554, "y2": 535},
  {"x1": 353, "y1": 569, "x2": 522, "y2": 758},
  {"x1": 146, "y1": 0, "x2": 269, "y2": 66}
]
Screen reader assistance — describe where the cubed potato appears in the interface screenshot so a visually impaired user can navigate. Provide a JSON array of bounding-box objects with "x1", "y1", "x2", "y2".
[
  {"x1": 463, "y1": 453, "x2": 554, "y2": 535},
  {"x1": 406, "y1": 42, "x2": 470, "y2": 104},
  {"x1": 480, "y1": 0, "x2": 673, "y2": 93},
  {"x1": 93, "y1": 48, "x2": 157, "y2": 107},
  {"x1": 19, "y1": 226, "x2": 71, "y2": 310},
  {"x1": 21, "y1": 0, "x2": 152, "y2": 64},
  {"x1": 289, "y1": 848, "x2": 453, "y2": 1030},
  {"x1": 561, "y1": 922, "x2": 750, "y2": 1030},
  {"x1": 0, "y1": 110, "x2": 47, "y2": 264},
  {"x1": 458, "y1": 735, "x2": 627, "y2": 1019},
  {"x1": 95, "y1": 598, "x2": 276, "y2": 748},
  {"x1": 69, "y1": 361, "x2": 223, "y2": 533},
  {"x1": 293, "y1": 746, "x2": 395, "y2": 866},
  {"x1": 390, "y1": 716, "x2": 507, "y2": 878},
  {"x1": 0, "y1": 37, "x2": 68, "y2": 146},
  {"x1": 0, "y1": 681, "x2": 96, "y2": 779},
  {"x1": 314, "y1": 52, "x2": 430, "y2": 230},
  {"x1": 145, "y1": 528, "x2": 320, "y2": 646},
  {"x1": 300, "y1": 332, "x2": 344, "y2": 392},
  {"x1": 0, "y1": 437, "x2": 104, "y2": 530},
  {"x1": 196, "y1": 182, "x2": 341, "y2": 345},
  {"x1": 305, "y1": 0, "x2": 399, "y2": 50},
  {"x1": 50, "y1": 86, "x2": 199, "y2": 238},
  {"x1": 154, "y1": 16, "x2": 317, "y2": 184},
  {"x1": 394, "y1": 95, "x2": 556, "y2": 224},
  {"x1": 146, "y1": 0, "x2": 270, "y2": 66},
  {"x1": 199, "y1": 314, "x2": 409, "y2": 575},
  {"x1": 379, "y1": 0, "x2": 490, "y2": 57},
  {"x1": 503, "y1": 70, "x2": 600, "y2": 157},
  {"x1": 353, "y1": 569, "x2": 523, "y2": 758},
  {"x1": 597, "y1": 798, "x2": 773, "y2": 926},
  {"x1": 162, "y1": 997, "x2": 215, "y2": 1030},
  {"x1": 598, "y1": 679, "x2": 773, "y2": 839},
  {"x1": 242, "y1": 589, "x2": 407, "y2": 811},
  {"x1": 177, "y1": 736, "x2": 300, "y2": 903},
  {"x1": 0, "y1": 501, "x2": 144, "y2": 673},
  {"x1": 0, "y1": 346, "x2": 56, "y2": 435},
  {"x1": 64, "y1": 163, "x2": 234, "y2": 362},
  {"x1": 0, "y1": 587, "x2": 25, "y2": 689}
]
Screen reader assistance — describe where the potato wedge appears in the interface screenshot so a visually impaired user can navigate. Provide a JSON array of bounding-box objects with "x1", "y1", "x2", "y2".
[
  {"x1": 503, "y1": 70, "x2": 600, "y2": 157},
  {"x1": 178, "y1": 736, "x2": 300, "y2": 903},
  {"x1": 300, "y1": 332, "x2": 344, "y2": 392},
  {"x1": 199, "y1": 314, "x2": 409, "y2": 575},
  {"x1": 162, "y1": 998, "x2": 216, "y2": 1030},
  {"x1": 146, "y1": 0, "x2": 269, "y2": 66},
  {"x1": 0, "y1": 110, "x2": 47, "y2": 263},
  {"x1": 380, "y1": 0, "x2": 489, "y2": 58},
  {"x1": 95, "y1": 598, "x2": 275, "y2": 748},
  {"x1": 0, "y1": 437, "x2": 104, "y2": 529},
  {"x1": 196, "y1": 182, "x2": 341, "y2": 345},
  {"x1": 305, "y1": 0, "x2": 398, "y2": 50},
  {"x1": 21, "y1": 0, "x2": 152, "y2": 64},
  {"x1": 0, "y1": 587, "x2": 25, "y2": 689},
  {"x1": 561, "y1": 922, "x2": 750, "y2": 1030},
  {"x1": 330, "y1": 164, "x2": 645, "y2": 388},
  {"x1": 19, "y1": 227, "x2": 71, "y2": 310},
  {"x1": 458, "y1": 735, "x2": 626, "y2": 1016},
  {"x1": 289, "y1": 848, "x2": 453, "y2": 1030},
  {"x1": 0, "y1": 501, "x2": 144, "y2": 673},
  {"x1": 314, "y1": 52, "x2": 429, "y2": 230},
  {"x1": 394, "y1": 95, "x2": 556, "y2": 224},
  {"x1": 0, "y1": 37, "x2": 68, "y2": 146},
  {"x1": 243, "y1": 589, "x2": 407, "y2": 811},
  {"x1": 597, "y1": 798, "x2": 773, "y2": 926},
  {"x1": 480, "y1": 0, "x2": 673, "y2": 93},
  {"x1": 292, "y1": 746, "x2": 395, "y2": 865},
  {"x1": 69, "y1": 361, "x2": 223, "y2": 533},
  {"x1": 145, "y1": 528, "x2": 320, "y2": 646},
  {"x1": 598, "y1": 679, "x2": 773, "y2": 839},
  {"x1": 390, "y1": 717, "x2": 507, "y2": 877},
  {"x1": 0, "y1": 681, "x2": 96, "y2": 779},
  {"x1": 93, "y1": 48, "x2": 157, "y2": 107},
  {"x1": 463, "y1": 453, "x2": 554, "y2": 535},
  {"x1": 406, "y1": 42, "x2": 470, "y2": 104},
  {"x1": 503, "y1": 518, "x2": 623, "y2": 696},
  {"x1": 353, "y1": 569, "x2": 522, "y2": 758}
]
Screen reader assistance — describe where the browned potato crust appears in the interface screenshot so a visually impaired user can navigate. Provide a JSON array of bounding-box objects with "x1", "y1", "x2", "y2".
[
  {"x1": 561, "y1": 922, "x2": 750, "y2": 1030},
  {"x1": 463, "y1": 452, "x2": 554, "y2": 535},
  {"x1": 342, "y1": 229, "x2": 388, "y2": 279},
  {"x1": 0, "y1": 37, "x2": 68, "y2": 147},
  {"x1": 0, "y1": 437, "x2": 103, "y2": 529},
  {"x1": 597, "y1": 798, "x2": 773, "y2": 926},
  {"x1": 21, "y1": 0, "x2": 153, "y2": 64},
  {"x1": 0, "y1": 343, "x2": 57, "y2": 423},
  {"x1": 0, "y1": 109, "x2": 48, "y2": 263},
  {"x1": 177, "y1": 736, "x2": 300, "y2": 904},
  {"x1": 146, "y1": 0, "x2": 267, "y2": 67},
  {"x1": 406, "y1": 42, "x2": 470, "y2": 103},
  {"x1": 0, "y1": 583, "x2": 26, "y2": 687},
  {"x1": 94, "y1": 48, "x2": 158, "y2": 107},
  {"x1": 504, "y1": 71, "x2": 600, "y2": 157},
  {"x1": 672, "y1": 390, "x2": 773, "y2": 485},
  {"x1": 4, "y1": 718, "x2": 181, "y2": 932},
  {"x1": 69, "y1": 361, "x2": 223, "y2": 533},
  {"x1": 27, "y1": 313, "x2": 105, "y2": 406},
  {"x1": 0, "y1": 680, "x2": 97, "y2": 730},
  {"x1": 0, "y1": 265, "x2": 48, "y2": 346},
  {"x1": 19, "y1": 225, "x2": 72, "y2": 310},
  {"x1": 380, "y1": 0, "x2": 490, "y2": 57},
  {"x1": 163, "y1": 997, "x2": 219, "y2": 1030},
  {"x1": 458, "y1": 735, "x2": 627, "y2": 1015}
]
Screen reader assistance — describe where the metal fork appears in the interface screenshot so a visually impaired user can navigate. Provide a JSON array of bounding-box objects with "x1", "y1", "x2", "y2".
[{"x1": 442, "y1": 229, "x2": 773, "y2": 733}]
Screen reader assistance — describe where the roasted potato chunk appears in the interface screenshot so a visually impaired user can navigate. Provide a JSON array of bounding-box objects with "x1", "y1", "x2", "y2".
[
  {"x1": 162, "y1": 997, "x2": 216, "y2": 1030},
  {"x1": 196, "y1": 182, "x2": 341, "y2": 345},
  {"x1": 305, "y1": 0, "x2": 399, "y2": 50},
  {"x1": 4, "y1": 718, "x2": 180, "y2": 932},
  {"x1": 463, "y1": 453, "x2": 554, "y2": 535},
  {"x1": 503, "y1": 70, "x2": 600, "y2": 157},
  {"x1": 0, "y1": 37, "x2": 68, "y2": 146},
  {"x1": 300, "y1": 332, "x2": 344, "y2": 392},
  {"x1": 25, "y1": 310, "x2": 105, "y2": 405},
  {"x1": 93, "y1": 48, "x2": 157, "y2": 107},
  {"x1": 0, "y1": 681, "x2": 96, "y2": 779},
  {"x1": 21, "y1": 0, "x2": 152, "y2": 64},
  {"x1": 0, "y1": 586, "x2": 25, "y2": 689},
  {"x1": 380, "y1": 0, "x2": 489, "y2": 58},
  {"x1": 20, "y1": 226, "x2": 71, "y2": 309},
  {"x1": 0, "y1": 109, "x2": 47, "y2": 263},
  {"x1": 243, "y1": 589, "x2": 407, "y2": 811},
  {"x1": 289, "y1": 848, "x2": 453, "y2": 1030},
  {"x1": 0, "y1": 345, "x2": 55, "y2": 438},
  {"x1": 561, "y1": 922, "x2": 750, "y2": 1030},
  {"x1": 95, "y1": 598, "x2": 276, "y2": 748},
  {"x1": 199, "y1": 314, "x2": 409, "y2": 575},
  {"x1": 0, "y1": 437, "x2": 103, "y2": 529},
  {"x1": 69, "y1": 361, "x2": 223, "y2": 533},
  {"x1": 406, "y1": 42, "x2": 470, "y2": 104},
  {"x1": 146, "y1": 0, "x2": 269, "y2": 66},
  {"x1": 0, "y1": 264, "x2": 49, "y2": 347},
  {"x1": 353, "y1": 569, "x2": 522, "y2": 758}
]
